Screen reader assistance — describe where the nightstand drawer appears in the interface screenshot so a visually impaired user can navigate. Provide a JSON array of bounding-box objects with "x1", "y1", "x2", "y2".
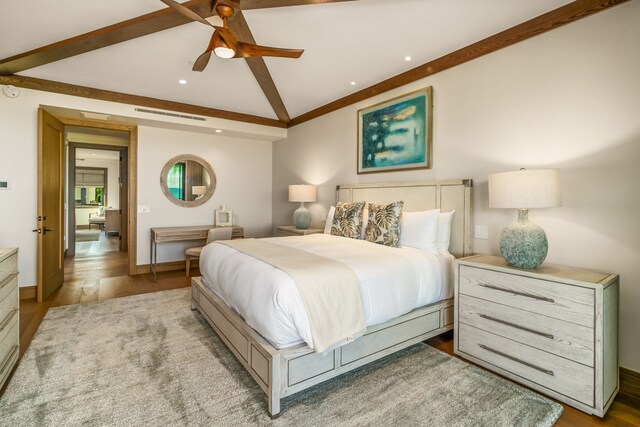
[
  {"x1": 458, "y1": 323, "x2": 594, "y2": 406},
  {"x1": 458, "y1": 265, "x2": 594, "y2": 327},
  {"x1": 458, "y1": 295, "x2": 593, "y2": 366}
]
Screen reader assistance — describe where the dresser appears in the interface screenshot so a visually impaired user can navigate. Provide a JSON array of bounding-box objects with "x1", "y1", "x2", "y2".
[
  {"x1": 454, "y1": 255, "x2": 619, "y2": 417},
  {"x1": 0, "y1": 248, "x2": 19, "y2": 390},
  {"x1": 274, "y1": 225, "x2": 323, "y2": 237}
]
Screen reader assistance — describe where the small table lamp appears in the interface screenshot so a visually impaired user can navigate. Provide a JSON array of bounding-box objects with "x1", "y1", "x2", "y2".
[
  {"x1": 488, "y1": 169, "x2": 561, "y2": 269},
  {"x1": 192, "y1": 185, "x2": 207, "y2": 200},
  {"x1": 289, "y1": 184, "x2": 317, "y2": 229}
]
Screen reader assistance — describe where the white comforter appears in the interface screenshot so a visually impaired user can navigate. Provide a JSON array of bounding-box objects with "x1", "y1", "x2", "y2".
[{"x1": 200, "y1": 234, "x2": 453, "y2": 350}]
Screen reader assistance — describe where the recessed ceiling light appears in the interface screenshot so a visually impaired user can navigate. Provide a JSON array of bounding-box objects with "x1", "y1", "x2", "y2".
[
  {"x1": 215, "y1": 129, "x2": 222, "y2": 133},
  {"x1": 178, "y1": 79, "x2": 187, "y2": 85},
  {"x1": 404, "y1": 56, "x2": 412, "y2": 62},
  {"x1": 91, "y1": 153, "x2": 96, "y2": 156},
  {"x1": 350, "y1": 81, "x2": 356, "y2": 86}
]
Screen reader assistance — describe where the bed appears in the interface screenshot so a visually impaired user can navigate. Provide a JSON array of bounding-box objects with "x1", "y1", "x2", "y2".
[{"x1": 190, "y1": 180, "x2": 472, "y2": 417}]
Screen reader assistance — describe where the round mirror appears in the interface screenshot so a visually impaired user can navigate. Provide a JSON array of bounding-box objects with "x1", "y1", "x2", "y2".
[{"x1": 160, "y1": 154, "x2": 216, "y2": 207}]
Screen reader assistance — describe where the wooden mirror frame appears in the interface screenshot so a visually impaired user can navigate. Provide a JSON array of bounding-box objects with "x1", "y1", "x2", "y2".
[{"x1": 160, "y1": 154, "x2": 216, "y2": 208}]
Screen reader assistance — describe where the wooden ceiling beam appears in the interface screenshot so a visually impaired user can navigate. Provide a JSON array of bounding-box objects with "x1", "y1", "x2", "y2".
[
  {"x1": 0, "y1": 0, "x2": 215, "y2": 76},
  {"x1": 0, "y1": 74, "x2": 286, "y2": 128},
  {"x1": 288, "y1": 0, "x2": 630, "y2": 127},
  {"x1": 240, "y1": 0, "x2": 356, "y2": 10},
  {"x1": 229, "y1": 11, "x2": 291, "y2": 123}
]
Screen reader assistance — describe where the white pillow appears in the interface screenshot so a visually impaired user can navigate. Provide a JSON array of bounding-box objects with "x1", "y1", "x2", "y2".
[
  {"x1": 323, "y1": 206, "x2": 335, "y2": 234},
  {"x1": 437, "y1": 210, "x2": 455, "y2": 254},
  {"x1": 399, "y1": 209, "x2": 440, "y2": 253}
]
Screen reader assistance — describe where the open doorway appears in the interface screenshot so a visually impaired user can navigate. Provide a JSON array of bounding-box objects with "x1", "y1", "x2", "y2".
[{"x1": 66, "y1": 126, "x2": 130, "y2": 260}]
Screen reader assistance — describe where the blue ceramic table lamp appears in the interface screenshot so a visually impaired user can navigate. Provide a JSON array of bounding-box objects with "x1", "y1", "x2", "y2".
[
  {"x1": 488, "y1": 169, "x2": 561, "y2": 269},
  {"x1": 289, "y1": 184, "x2": 317, "y2": 229}
]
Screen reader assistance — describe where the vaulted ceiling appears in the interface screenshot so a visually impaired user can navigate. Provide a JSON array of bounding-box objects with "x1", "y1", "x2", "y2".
[{"x1": 0, "y1": 0, "x2": 626, "y2": 128}]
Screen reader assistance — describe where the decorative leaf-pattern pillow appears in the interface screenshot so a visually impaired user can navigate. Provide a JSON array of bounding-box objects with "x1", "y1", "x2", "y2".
[
  {"x1": 364, "y1": 201, "x2": 404, "y2": 247},
  {"x1": 331, "y1": 201, "x2": 366, "y2": 239}
]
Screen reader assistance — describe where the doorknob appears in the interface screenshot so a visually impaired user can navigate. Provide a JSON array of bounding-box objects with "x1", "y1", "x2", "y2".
[
  {"x1": 43, "y1": 227, "x2": 54, "y2": 235},
  {"x1": 32, "y1": 228, "x2": 42, "y2": 234}
]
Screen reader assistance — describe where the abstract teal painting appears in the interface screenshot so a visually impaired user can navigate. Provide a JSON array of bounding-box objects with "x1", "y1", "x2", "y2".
[{"x1": 358, "y1": 87, "x2": 432, "y2": 173}]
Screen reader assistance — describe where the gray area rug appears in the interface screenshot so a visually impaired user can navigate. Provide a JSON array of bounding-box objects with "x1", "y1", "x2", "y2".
[
  {"x1": 75, "y1": 229, "x2": 101, "y2": 242},
  {"x1": 1, "y1": 289, "x2": 563, "y2": 426}
]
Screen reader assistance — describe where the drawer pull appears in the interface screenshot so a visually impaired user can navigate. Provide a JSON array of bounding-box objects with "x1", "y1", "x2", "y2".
[
  {"x1": 479, "y1": 344, "x2": 554, "y2": 376},
  {"x1": 0, "y1": 345, "x2": 18, "y2": 376},
  {"x1": 0, "y1": 308, "x2": 18, "y2": 331},
  {"x1": 479, "y1": 282, "x2": 555, "y2": 303},
  {"x1": 478, "y1": 314, "x2": 555, "y2": 340},
  {"x1": 0, "y1": 272, "x2": 18, "y2": 290}
]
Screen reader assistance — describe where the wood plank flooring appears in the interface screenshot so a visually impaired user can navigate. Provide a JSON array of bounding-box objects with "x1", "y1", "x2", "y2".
[{"x1": 4, "y1": 235, "x2": 639, "y2": 425}]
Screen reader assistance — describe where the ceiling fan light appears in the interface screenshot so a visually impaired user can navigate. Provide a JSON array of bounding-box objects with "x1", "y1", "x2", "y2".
[{"x1": 214, "y1": 47, "x2": 235, "y2": 59}]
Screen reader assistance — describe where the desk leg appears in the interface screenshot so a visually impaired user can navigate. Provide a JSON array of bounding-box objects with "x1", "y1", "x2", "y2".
[{"x1": 150, "y1": 238, "x2": 157, "y2": 282}]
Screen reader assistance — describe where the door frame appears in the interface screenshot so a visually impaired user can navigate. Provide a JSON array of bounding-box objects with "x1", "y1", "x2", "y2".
[{"x1": 37, "y1": 112, "x2": 139, "y2": 301}]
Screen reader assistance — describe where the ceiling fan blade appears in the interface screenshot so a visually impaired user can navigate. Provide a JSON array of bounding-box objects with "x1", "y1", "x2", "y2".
[
  {"x1": 235, "y1": 42, "x2": 303, "y2": 59},
  {"x1": 193, "y1": 50, "x2": 213, "y2": 71},
  {"x1": 160, "y1": 0, "x2": 215, "y2": 27}
]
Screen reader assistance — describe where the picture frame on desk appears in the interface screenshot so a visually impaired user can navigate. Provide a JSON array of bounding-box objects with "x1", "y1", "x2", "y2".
[{"x1": 215, "y1": 207, "x2": 233, "y2": 227}]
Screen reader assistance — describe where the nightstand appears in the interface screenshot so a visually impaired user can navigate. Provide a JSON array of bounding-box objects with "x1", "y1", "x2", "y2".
[
  {"x1": 274, "y1": 225, "x2": 323, "y2": 237},
  {"x1": 454, "y1": 254, "x2": 619, "y2": 417}
]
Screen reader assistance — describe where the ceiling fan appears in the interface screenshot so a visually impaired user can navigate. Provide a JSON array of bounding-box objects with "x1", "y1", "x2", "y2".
[{"x1": 160, "y1": 0, "x2": 304, "y2": 72}]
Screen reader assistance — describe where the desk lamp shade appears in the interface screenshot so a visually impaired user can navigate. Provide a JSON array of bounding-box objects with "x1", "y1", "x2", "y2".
[
  {"x1": 289, "y1": 185, "x2": 317, "y2": 229},
  {"x1": 192, "y1": 186, "x2": 206, "y2": 199},
  {"x1": 489, "y1": 169, "x2": 561, "y2": 269}
]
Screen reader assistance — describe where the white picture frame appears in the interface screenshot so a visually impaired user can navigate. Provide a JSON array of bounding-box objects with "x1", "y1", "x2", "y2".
[{"x1": 215, "y1": 208, "x2": 233, "y2": 226}]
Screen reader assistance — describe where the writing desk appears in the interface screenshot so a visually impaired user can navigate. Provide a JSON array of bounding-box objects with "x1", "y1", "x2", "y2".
[{"x1": 150, "y1": 225, "x2": 244, "y2": 281}]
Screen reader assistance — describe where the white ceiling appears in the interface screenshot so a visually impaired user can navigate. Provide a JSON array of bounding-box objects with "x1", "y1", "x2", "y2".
[{"x1": 2, "y1": 0, "x2": 573, "y2": 121}]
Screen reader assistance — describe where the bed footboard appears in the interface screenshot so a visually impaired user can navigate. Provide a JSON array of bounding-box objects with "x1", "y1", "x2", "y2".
[{"x1": 191, "y1": 277, "x2": 453, "y2": 418}]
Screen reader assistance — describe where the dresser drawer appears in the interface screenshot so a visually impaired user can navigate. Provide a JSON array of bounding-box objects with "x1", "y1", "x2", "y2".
[
  {"x1": 0, "y1": 272, "x2": 18, "y2": 304},
  {"x1": 0, "y1": 252, "x2": 18, "y2": 283},
  {"x1": 458, "y1": 323, "x2": 594, "y2": 406},
  {"x1": 458, "y1": 265, "x2": 594, "y2": 327},
  {"x1": 0, "y1": 285, "x2": 19, "y2": 331},
  {"x1": 458, "y1": 295, "x2": 593, "y2": 366},
  {"x1": 0, "y1": 312, "x2": 18, "y2": 379}
]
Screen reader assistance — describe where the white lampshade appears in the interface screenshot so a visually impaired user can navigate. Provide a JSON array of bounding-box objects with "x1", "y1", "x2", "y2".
[
  {"x1": 288, "y1": 185, "x2": 317, "y2": 203},
  {"x1": 192, "y1": 186, "x2": 207, "y2": 196},
  {"x1": 489, "y1": 169, "x2": 561, "y2": 209}
]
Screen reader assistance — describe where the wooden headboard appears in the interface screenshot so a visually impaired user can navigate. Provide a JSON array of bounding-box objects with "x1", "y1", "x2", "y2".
[{"x1": 336, "y1": 180, "x2": 473, "y2": 258}]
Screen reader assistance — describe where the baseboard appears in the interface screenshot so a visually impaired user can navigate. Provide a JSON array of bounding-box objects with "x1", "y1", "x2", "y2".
[
  {"x1": 76, "y1": 225, "x2": 90, "y2": 230},
  {"x1": 135, "y1": 260, "x2": 197, "y2": 275},
  {"x1": 19, "y1": 285, "x2": 37, "y2": 300},
  {"x1": 619, "y1": 367, "x2": 640, "y2": 407}
]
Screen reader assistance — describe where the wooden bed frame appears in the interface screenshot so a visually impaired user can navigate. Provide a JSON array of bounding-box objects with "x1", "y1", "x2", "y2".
[{"x1": 191, "y1": 179, "x2": 473, "y2": 417}]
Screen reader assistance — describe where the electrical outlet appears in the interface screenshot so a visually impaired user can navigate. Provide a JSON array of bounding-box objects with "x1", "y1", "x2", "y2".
[
  {"x1": 475, "y1": 225, "x2": 489, "y2": 240},
  {"x1": 137, "y1": 205, "x2": 150, "y2": 214}
]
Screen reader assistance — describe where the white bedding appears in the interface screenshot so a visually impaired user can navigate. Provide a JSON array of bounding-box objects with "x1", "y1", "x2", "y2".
[{"x1": 200, "y1": 233, "x2": 454, "y2": 350}]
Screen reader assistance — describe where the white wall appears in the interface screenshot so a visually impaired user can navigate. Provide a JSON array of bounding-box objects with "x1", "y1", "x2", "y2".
[
  {"x1": 272, "y1": 3, "x2": 640, "y2": 370},
  {"x1": 136, "y1": 126, "x2": 272, "y2": 265},
  {"x1": 0, "y1": 87, "x2": 277, "y2": 288}
]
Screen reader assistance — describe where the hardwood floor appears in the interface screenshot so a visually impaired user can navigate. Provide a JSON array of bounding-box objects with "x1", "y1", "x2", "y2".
[{"x1": 5, "y1": 235, "x2": 639, "y2": 425}]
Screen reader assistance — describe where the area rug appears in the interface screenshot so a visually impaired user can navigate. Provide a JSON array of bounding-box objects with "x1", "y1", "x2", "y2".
[
  {"x1": 75, "y1": 229, "x2": 101, "y2": 242},
  {"x1": 0, "y1": 289, "x2": 563, "y2": 426}
]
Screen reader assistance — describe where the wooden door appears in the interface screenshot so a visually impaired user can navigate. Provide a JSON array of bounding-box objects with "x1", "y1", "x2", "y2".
[
  {"x1": 38, "y1": 109, "x2": 65, "y2": 301},
  {"x1": 119, "y1": 148, "x2": 128, "y2": 251}
]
